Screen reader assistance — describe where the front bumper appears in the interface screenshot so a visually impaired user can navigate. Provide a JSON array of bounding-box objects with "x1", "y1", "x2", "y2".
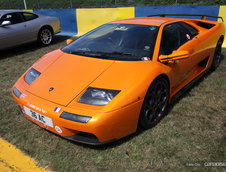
[{"x1": 12, "y1": 87, "x2": 143, "y2": 145}]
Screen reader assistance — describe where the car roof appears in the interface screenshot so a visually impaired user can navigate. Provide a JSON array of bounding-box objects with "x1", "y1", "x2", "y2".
[
  {"x1": 111, "y1": 17, "x2": 178, "y2": 26},
  {"x1": 0, "y1": 10, "x2": 34, "y2": 16}
]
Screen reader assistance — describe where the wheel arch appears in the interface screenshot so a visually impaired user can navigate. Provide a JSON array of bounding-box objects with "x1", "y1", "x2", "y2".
[
  {"x1": 153, "y1": 74, "x2": 170, "y2": 95},
  {"x1": 157, "y1": 74, "x2": 170, "y2": 88},
  {"x1": 155, "y1": 73, "x2": 171, "y2": 100},
  {"x1": 38, "y1": 25, "x2": 54, "y2": 35},
  {"x1": 142, "y1": 73, "x2": 170, "y2": 100}
]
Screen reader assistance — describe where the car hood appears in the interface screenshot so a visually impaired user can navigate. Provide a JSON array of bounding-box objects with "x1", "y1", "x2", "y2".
[{"x1": 27, "y1": 52, "x2": 114, "y2": 106}]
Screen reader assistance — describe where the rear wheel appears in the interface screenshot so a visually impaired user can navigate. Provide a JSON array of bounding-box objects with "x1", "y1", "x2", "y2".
[
  {"x1": 211, "y1": 39, "x2": 223, "y2": 70},
  {"x1": 38, "y1": 27, "x2": 53, "y2": 46},
  {"x1": 139, "y1": 76, "x2": 169, "y2": 129}
]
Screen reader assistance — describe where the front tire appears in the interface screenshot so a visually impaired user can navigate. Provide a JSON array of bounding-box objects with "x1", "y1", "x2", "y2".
[
  {"x1": 211, "y1": 39, "x2": 223, "y2": 70},
  {"x1": 38, "y1": 27, "x2": 53, "y2": 46},
  {"x1": 139, "y1": 76, "x2": 169, "y2": 129}
]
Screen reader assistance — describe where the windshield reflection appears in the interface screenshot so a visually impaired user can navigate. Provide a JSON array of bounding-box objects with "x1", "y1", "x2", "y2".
[{"x1": 62, "y1": 24, "x2": 159, "y2": 61}]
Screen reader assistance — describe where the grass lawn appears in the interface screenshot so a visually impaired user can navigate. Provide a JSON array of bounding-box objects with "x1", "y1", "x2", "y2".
[{"x1": 0, "y1": 36, "x2": 225, "y2": 172}]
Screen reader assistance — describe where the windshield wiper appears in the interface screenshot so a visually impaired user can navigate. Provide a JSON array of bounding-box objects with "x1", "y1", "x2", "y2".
[
  {"x1": 69, "y1": 50, "x2": 135, "y2": 60},
  {"x1": 69, "y1": 50, "x2": 89, "y2": 55},
  {"x1": 91, "y1": 51, "x2": 133, "y2": 56},
  {"x1": 70, "y1": 50, "x2": 110, "y2": 58}
]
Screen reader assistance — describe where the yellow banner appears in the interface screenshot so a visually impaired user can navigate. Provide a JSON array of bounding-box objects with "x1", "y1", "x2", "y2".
[{"x1": 76, "y1": 7, "x2": 134, "y2": 36}]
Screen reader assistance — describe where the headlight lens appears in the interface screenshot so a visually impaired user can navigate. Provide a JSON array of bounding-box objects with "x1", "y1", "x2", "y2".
[
  {"x1": 60, "y1": 112, "x2": 91, "y2": 123},
  {"x1": 13, "y1": 87, "x2": 22, "y2": 98},
  {"x1": 24, "y1": 68, "x2": 41, "y2": 85},
  {"x1": 78, "y1": 87, "x2": 120, "y2": 106}
]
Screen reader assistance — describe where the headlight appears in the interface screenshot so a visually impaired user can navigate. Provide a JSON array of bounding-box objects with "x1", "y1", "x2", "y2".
[
  {"x1": 24, "y1": 68, "x2": 41, "y2": 85},
  {"x1": 13, "y1": 87, "x2": 22, "y2": 98},
  {"x1": 78, "y1": 87, "x2": 120, "y2": 106},
  {"x1": 60, "y1": 112, "x2": 91, "y2": 123}
]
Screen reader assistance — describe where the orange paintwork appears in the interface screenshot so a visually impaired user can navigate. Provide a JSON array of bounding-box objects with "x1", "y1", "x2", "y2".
[
  {"x1": 12, "y1": 17, "x2": 225, "y2": 144},
  {"x1": 66, "y1": 39, "x2": 73, "y2": 45},
  {"x1": 159, "y1": 50, "x2": 190, "y2": 63}
]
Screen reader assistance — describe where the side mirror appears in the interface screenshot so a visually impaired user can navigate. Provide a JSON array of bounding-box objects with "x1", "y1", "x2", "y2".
[
  {"x1": 159, "y1": 50, "x2": 190, "y2": 63},
  {"x1": 1, "y1": 20, "x2": 11, "y2": 26},
  {"x1": 66, "y1": 39, "x2": 73, "y2": 45}
]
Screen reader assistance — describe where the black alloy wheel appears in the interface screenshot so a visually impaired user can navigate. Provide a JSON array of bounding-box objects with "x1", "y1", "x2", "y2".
[
  {"x1": 211, "y1": 39, "x2": 223, "y2": 70},
  {"x1": 139, "y1": 76, "x2": 169, "y2": 129}
]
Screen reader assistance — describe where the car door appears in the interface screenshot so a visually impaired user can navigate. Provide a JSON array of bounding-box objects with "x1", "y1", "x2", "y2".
[
  {"x1": 159, "y1": 22, "x2": 201, "y2": 90},
  {"x1": 20, "y1": 12, "x2": 40, "y2": 41},
  {"x1": 0, "y1": 12, "x2": 28, "y2": 50}
]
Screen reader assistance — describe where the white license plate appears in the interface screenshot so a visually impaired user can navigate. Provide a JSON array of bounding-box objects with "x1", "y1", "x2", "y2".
[{"x1": 24, "y1": 106, "x2": 53, "y2": 128}]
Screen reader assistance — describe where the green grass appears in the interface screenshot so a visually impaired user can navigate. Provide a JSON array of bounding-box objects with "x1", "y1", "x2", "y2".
[{"x1": 0, "y1": 37, "x2": 225, "y2": 171}]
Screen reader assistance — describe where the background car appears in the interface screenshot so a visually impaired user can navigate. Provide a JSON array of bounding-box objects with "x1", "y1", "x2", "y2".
[
  {"x1": 12, "y1": 14, "x2": 224, "y2": 145},
  {"x1": 0, "y1": 10, "x2": 61, "y2": 50}
]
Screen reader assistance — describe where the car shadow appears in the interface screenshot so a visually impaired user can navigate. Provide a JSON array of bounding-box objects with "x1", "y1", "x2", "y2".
[{"x1": 0, "y1": 36, "x2": 70, "y2": 60}]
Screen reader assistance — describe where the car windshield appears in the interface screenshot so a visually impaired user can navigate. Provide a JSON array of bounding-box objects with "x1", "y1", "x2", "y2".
[{"x1": 62, "y1": 24, "x2": 159, "y2": 61}]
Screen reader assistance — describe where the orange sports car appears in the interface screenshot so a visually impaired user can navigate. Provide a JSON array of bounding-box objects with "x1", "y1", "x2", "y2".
[{"x1": 12, "y1": 14, "x2": 225, "y2": 145}]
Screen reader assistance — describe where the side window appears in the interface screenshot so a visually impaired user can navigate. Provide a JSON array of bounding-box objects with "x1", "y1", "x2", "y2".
[
  {"x1": 160, "y1": 24, "x2": 180, "y2": 55},
  {"x1": 0, "y1": 14, "x2": 12, "y2": 25},
  {"x1": 22, "y1": 13, "x2": 38, "y2": 21},
  {"x1": 0, "y1": 13, "x2": 24, "y2": 25},
  {"x1": 160, "y1": 22, "x2": 198, "y2": 55},
  {"x1": 177, "y1": 24, "x2": 191, "y2": 45},
  {"x1": 179, "y1": 22, "x2": 198, "y2": 39}
]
